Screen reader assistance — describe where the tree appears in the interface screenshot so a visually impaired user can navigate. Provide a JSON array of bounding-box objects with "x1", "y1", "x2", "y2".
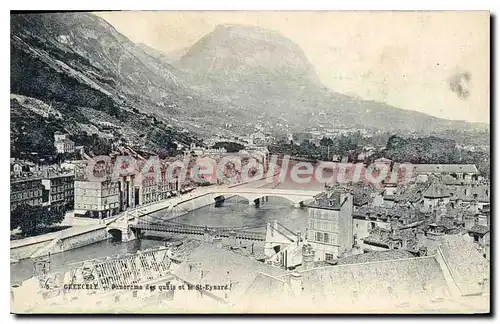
[
  {"x1": 213, "y1": 141, "x2": 244, "y2": 153},
  {"x1": 319, "y1": 137, "x2": 334, "y2": 147},
  {"x1": 11, "y1": 204, "x2": 65, "y2": 237},
  {"x1": 163, "y1": 141, "x2": 178, "y2": 156},
  {"x1": 45, "y1": 207, "x2": 65, "y2": 226},
  {"x1": 382, "y1": 135, "x2": 461, "y2": 164}
]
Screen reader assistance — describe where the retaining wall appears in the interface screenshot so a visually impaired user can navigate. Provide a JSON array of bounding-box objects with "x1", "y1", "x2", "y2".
[
  {"x1": 11, "y1": 239, "x2": 53, "y2": 260},
  {"x1": 29, "y1": 225, "x2": 109, "y2": 259}
]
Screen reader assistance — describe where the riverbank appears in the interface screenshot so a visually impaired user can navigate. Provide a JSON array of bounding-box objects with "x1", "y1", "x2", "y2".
[
  {"x1": 11, "y1": 176, "x2": 279, "y2": 260},
  {"x1": 11, "y1": 188, "x2": 309, "y2": 286}
]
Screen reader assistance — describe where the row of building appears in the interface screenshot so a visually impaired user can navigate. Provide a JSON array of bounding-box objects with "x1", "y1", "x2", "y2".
[
  {"x1": 71, "y1": 157, "x2": 186, "y2": 219},
  {"x1": 11, "y1": 145, "x2": 271, "y2": 220},
  {"x1": 11, "y1": 161, "x2": 75, "y2": 214}
]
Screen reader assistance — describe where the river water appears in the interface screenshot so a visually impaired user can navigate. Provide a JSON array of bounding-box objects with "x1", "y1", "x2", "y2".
[{"x1": 10, "y1": 192, "x2": 310, "y2": 285}]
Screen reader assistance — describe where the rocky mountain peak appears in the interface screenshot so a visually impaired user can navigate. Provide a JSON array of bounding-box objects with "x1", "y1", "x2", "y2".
[{"x1": 177, "y1": 24, "x2": 319, "y2": 84}]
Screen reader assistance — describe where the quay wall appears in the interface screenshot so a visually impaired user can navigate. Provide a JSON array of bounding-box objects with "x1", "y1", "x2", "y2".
[
  {"x1": 29, "y1": 225, "x2": 109, "y2": 259},
  {"x1": 10, "y1": 231, "x2": 62, "y2": 260},
  {"x1": 59, "y1": 227, "x2": 109, "y2": 252},
  {"x1": 11, "y1": 239, "x2": 52, "y2": 261}
]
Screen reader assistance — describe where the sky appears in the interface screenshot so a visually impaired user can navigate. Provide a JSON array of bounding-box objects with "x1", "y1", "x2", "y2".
[{"x1": 96, "y1": 11, "x2": 490, "y2": 124}]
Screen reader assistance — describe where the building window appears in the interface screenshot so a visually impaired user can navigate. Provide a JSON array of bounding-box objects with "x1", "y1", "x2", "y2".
[
  {"x1": 371, "y1": 222, "x2": 376, "y2": 229},
  {"x1": 325, "y1": 253, "x2": 334, "y2": 262},
  {"x1": 315, "y1": 232, "x2": 322, "y2": 242},
  {"x1": 323, "y1": 232, "x2": 329, "y2": 243}
]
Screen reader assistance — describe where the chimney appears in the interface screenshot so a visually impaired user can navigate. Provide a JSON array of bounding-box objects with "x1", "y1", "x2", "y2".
[
  {"x1": 302, "y1": 244, "x2": 315, "y2": 269},
  {"x1": 213, "y1": 237, "x2": 223, "y2": 249},
  {"x1": 284, "y1": 249, "x2": 288, "y2": 269},
  {"x1": 478, "y1": 215, "x2": 488, "y2": 227},
  {"x1": 353, "y1": 234, "x2": 359, "y2": 247},
  {"x1": 435, "y1": 208, "x2": 442, "y2": 224},
  {"x1": 416, "y1": 230, "x2": 425, "y2": 242},
  {"x1": 229, "y1": 230, "x2": 237, "y2": 247},
  {"x1": 203, "y1": 229, "x2": 211, "y2": 242}
]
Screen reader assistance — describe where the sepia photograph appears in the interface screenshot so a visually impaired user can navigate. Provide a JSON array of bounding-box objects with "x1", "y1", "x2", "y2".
[{"x1": 9, "y1": 10, "x2": 490, "y2": 314}]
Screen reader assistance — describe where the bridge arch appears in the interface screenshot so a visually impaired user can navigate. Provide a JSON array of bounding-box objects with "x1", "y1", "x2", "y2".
[
  {"x1": 252, "y1": 194, "x2": 303, "y2": 205},
  {"x1": 108, "y1": 228, "x2": 123, "y2": 241},
  {"x1": 219, "y1": 193, "x2": 307, "y2": 206},
  {"x1": 211, "y1": 188, "x2": 319, "y2": 206}
]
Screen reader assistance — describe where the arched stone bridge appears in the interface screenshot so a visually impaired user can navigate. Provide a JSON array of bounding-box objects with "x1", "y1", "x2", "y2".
[
  {"x1": 107, "y1": 187, "x2": 322, "y2": 242},
  {"x1": 210, "y1": 187, "x2": 321, "y2": 207}
]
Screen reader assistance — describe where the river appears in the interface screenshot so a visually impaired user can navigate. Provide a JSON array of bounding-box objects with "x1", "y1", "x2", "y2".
[{"x1": 10, "y1": 192, "x2": 310, "y2": 285}]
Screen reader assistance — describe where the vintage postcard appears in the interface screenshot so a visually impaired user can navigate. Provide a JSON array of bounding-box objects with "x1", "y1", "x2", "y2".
[{"x1": 10, "y1": 11, "x2": 490, "y2": 314}]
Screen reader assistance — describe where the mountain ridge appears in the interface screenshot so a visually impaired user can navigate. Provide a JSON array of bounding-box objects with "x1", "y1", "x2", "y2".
[
  {"x1": 10, "y1": 13, "x2": 488, "y2": 159},
  {"x1": 174, "y1": 24, "x2": 487, "y2": 132}
]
